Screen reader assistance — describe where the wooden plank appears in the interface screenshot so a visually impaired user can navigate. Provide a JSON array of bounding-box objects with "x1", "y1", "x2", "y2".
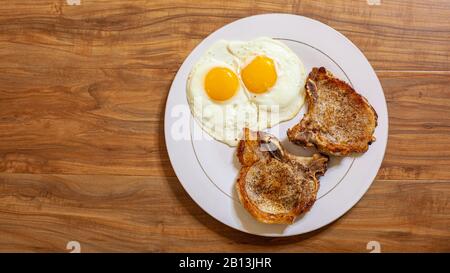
[
  {"x1": 1, "y1": 69, "x2": 449, "y2": 180},
  {"x1": 0, "y1": 173, "x2": 448, "y2": 252},
  {"x1": 377, "y1": 72, "x2": 450, "y2": 180},
  {"x1": 0, "y1": 0, "x2": 449, "y2": 70},
  {"x1": 0, "y1": 67, "x2": 174, "y2": 176}
]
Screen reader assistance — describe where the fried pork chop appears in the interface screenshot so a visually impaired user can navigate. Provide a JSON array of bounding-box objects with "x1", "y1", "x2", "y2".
[
  {"x1": 287, "y1": 67, "x2": 378, "y2": 156},
  {"x1": 236, "y1": 128, "x2": 328, "y2": 224}
]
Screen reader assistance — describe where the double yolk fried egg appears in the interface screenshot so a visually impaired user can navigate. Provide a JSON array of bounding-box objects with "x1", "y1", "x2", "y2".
[{"x1": 187, "y1": 37, "x2": 306, "y2": 146}]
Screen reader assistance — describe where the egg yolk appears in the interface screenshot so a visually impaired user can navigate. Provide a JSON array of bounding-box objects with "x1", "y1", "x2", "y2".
[
  {"x1": 204, "y1": 67, "x2": 239, "y2": 101},
  {"x1": 241, "y1": 56, "x2": 277, "y2": 94}
]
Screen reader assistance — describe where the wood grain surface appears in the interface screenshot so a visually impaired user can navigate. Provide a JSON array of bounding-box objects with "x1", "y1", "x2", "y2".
[{"x1": 0, "y1": 0, "x2": 449, "y2": 252}]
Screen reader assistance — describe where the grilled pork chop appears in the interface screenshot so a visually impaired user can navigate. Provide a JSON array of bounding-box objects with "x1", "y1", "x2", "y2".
[
  {"x1": 287, "y1": 67, "x2": 378, "y2": 156},
  {"x1": 236, "y1": 128, "x2": 328, "y2": 224}
]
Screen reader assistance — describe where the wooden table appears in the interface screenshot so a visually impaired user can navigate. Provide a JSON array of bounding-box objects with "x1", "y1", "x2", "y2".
[{"x1": 0, "y1": 0, "x2": 449, "y2": 253}]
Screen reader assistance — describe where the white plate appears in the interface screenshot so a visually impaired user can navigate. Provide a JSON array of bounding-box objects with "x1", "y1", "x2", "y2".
[{"x1": 164, "y1": 14, "x2": 388, "y2": 237}]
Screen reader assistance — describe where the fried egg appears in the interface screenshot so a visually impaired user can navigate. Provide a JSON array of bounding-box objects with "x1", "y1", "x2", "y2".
[
  {"x1": 187, "y1": 41, "x2": 258, "y2": 146},
  {"x1": 187, "y1": 38, "x2": 306, "y2": 146},
  {"x1": 228, "y1": 37, "x2": 306, "y2": 128}
]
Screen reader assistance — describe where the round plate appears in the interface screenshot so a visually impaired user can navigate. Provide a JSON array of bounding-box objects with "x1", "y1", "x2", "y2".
[{"x1": 164, "y1": 14, "x2": 388, "y2": 237}]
